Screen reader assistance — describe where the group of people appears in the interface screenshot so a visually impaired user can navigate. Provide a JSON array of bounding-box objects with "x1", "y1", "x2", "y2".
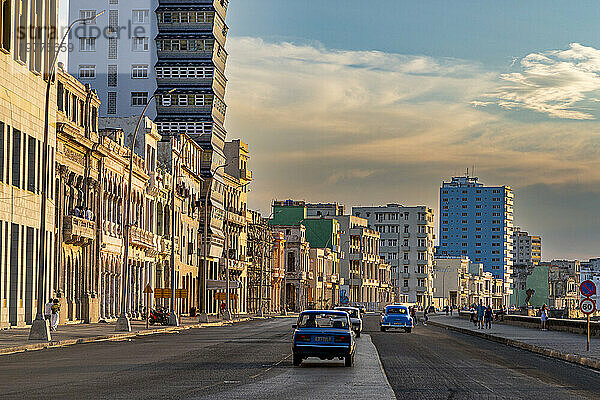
[
  {"x1": 72, "y1": 206, "x2": 94, "y2": 221},
  {"x1": 470, "y1": 303, "x2": 494, "y2": 329},
  {"x1": 44, "y1": 299, "x2": 61, "y2": 331}
]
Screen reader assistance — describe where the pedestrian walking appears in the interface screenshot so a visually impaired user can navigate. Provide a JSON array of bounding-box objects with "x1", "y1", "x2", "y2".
[
  {"x1": 44, "y1": 298, "x2": 53, "y2": 321},
  {"x1": 423, "y1": 308, "x2": 428, "y2": 326},
  {"x1": 50, "y1": 299, "x2": 60, "y2": 331},
  {"x1": 484, "y1": 306, "x2": 493, "y2": 329},
  {"x1": 540, "y1": 305, "x2": 549, "y2": 331},
  {"x1": 450, "y1": 306, "x2": 453, "y2": 316},
  {"x1": 476, "y1": 303, "x2": 485, "y2": 329}
]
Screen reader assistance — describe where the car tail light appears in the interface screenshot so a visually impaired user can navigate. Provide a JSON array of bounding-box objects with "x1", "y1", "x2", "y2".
[
  {"x1": 334, "y1": 335, "x2": 351, "y2": 343},
  {"x1": 295, "y1": 334, "x2": 311, "y2": 342}
]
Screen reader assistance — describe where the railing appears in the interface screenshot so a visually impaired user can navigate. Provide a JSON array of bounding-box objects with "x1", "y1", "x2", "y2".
[
  {"x1": 130, "y1": 226, "x2": 155, "y2": 249},
  {"x1": 63, "y1": 215, "x2": 96, "y2": 244}
]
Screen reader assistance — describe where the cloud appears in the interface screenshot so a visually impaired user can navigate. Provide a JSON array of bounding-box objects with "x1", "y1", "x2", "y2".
[
  {"x1": 224, "y1": 37, "x2": 600, "y2": 259},
  {"x1": 481, "y1": 43, "x2": 600, "y2": 119}
]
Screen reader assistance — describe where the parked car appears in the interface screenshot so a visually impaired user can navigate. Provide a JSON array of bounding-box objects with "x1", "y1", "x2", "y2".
[
  {"x1": 380, "y1": 304, "x2": 414, "y2": 333},
  {"x1": 334, "y1": 306, "x2": 363, "y2": 337},
  {"x1": 292, "y1": 310, "x2": 356, "y2": 367}
]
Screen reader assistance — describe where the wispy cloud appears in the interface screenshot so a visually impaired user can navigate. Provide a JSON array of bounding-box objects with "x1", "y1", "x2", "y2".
[
  {"x1": 224, "y1": 37, "x2": 600, "y2": 260},
  {"x1": 481, "y1": 43, "x2": 600, "y2": 119}
]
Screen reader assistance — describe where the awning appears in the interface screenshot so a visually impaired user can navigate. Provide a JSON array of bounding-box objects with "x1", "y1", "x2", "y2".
[{"x1": 207, "y1": 279, "x2": 241, "y2": 290}]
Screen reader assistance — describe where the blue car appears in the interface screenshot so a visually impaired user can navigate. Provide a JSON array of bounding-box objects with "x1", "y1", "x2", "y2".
[
  {"x1": 292, "y1": 310, "x2": 356, "y2": 367},
  {"x1": 380, "y1": 305, "x2": 413, "y2": 333}
]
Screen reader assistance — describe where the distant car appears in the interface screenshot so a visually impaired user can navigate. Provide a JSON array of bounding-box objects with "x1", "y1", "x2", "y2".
[
  {"x1": 292, "y1": 310, "x2": 356, "y2": 367},
  {"x1": 380, "y1": 305, "x2": 414, "y2": 333},
  {"x1": 334, "y1": 306, "x2": 363, "y2": 337}
]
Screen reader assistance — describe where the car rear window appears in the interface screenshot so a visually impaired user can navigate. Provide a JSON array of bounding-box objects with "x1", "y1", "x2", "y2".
[
  {"x1": 387, "y1": 307, "x2": 408, "y2": 314},
  {"x1": 336, "y1": 308, "x2": 359, "y2": 318},
  {"x1": 299, "y1": 313, "x2": 349, "y2": 329}
]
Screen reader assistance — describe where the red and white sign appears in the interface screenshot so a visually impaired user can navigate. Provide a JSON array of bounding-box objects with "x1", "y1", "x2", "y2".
[{"x1": 580, "y1": 298, "x2": 596, "y2": 315}]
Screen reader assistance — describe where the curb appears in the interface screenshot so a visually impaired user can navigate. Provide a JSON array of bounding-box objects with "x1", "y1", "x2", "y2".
[
  {"x1": 0, "y1": 317, "x2": 254, "y2": 356},
  {"x1": 428, "y1": 320, "x2": 600, "y2": 371}
]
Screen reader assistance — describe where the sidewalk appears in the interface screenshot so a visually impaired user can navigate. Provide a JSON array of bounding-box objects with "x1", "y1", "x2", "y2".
[
  {"x1": 0, "y1": 315, "x2": 259, "y2": 355},
  {"x1": 429, "y1": 314, "x2": 600, "y2": 370}
]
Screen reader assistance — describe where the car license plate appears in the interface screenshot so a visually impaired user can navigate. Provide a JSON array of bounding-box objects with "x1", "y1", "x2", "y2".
[{"x1": 314, "y1": 336, "x2": 332, "y2": 342}]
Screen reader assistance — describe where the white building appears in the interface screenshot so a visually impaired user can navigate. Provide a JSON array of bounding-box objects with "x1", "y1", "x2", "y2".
[{"x1": 353, "y1": 204, "x2": 435, "y2": 307}]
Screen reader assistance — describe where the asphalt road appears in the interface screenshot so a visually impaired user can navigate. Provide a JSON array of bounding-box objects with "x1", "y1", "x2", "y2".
[
  {"x1": 0, "y1": 317, "x2": 392, "y2": 400},
  {"x1": 364, "y1": 315, "x2": 600, "y2": 399},
  {"x1": 3, "y1": 315, "x2": 600, "y2": 399}
]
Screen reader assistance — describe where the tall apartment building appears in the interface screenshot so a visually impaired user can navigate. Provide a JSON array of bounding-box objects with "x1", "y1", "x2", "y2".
[
  {"x1": 439, "y1": 176, "x2": 514, "y2": 305},
  {"x1": 353, "y1": 204, "x2": 435, "y2": 306},
  {"x1": 69, "y1": 0, "x2": 232, "y2": 315},
  {"x1": 512, "y1": 227, "x2": 541, "y2": 265},
  {"x1": 0, "y1": 0, "x2": 58, "y2": 327}
]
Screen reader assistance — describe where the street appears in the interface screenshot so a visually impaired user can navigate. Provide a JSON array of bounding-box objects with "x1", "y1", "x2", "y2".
[{"x1": 0, "y1": 316, "x2": 599, "y2": 399}]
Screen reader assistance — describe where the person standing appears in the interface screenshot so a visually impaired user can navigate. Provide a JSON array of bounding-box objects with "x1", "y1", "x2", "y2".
[
  {"x1": 477, "y1": 302, "x2": 485, "y2": 329},
  {"x1": 540, "y1": 305, "x2": 549, "y2": 331},
  {"x1": 50, "y1": 299, "x2": 60, "y2": 331},
  {"x1": 423, "y1": 308, "x2": 428, "y2": 326},
  {"x1": 484, "y1": 306, "x2": 493, "y2": 329},
  {"x1": 44, "y1": 298, "x2": 53, "y2": 321}
]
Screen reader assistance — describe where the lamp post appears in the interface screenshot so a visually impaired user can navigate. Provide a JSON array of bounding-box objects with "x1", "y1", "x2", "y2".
[
  {"x1": 30, "y1": 10, "x2": 106, "y2": 341},
  {"x1": 198, "y1": 163, "x2": 229, "y2": 323},
  {"x1": 116, "y1": 88, "x2": 176, "y2": 332}
]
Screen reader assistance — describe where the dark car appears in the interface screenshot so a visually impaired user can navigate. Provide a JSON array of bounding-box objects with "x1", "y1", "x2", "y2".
[{"x1": 292, "y1": 310, "x2": 356, "y2": 367}]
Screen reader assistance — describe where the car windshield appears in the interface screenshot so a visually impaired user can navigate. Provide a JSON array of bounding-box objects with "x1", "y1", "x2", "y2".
[
  {"x1": 298, "y1": 313, "x2": 349, "y2": 329},
  {"x1": 387, "y1": 307, "x2": 408, "y2": 315},
  {"x1": 337, "y1": 308, "x2": 359, "y2": 318}
]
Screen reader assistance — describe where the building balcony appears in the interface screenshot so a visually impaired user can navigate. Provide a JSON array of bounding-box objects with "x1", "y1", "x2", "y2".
[
  {"x1": 416, "y1": 232, "x2": 428, "y2": 238},
  {"x1": 286, "y1": 271, "x2": 307, "y2": 281},
  {"x1": 402, "y1": 272, "x2": 410, "y2": 278},
  {"x1": 146, "y1": 171, "x2": 160, "y2": 197},
  {"x1": 225, "y1": 211, "x2": 246, "y2": 226},
  {"x1": 63, "y1": 215, "x2": 95, "y2": 245},
  {"x1": 416, "y1": 246, "x2": 427, "y2": 252},
  {"x1": 403, "y1": 232, "x2": 410, "y2": 238},
  {"x1": 417, "y1": 259, "x2": 429, "y2": 265},
  {"x1": 156, "y1": 104, "x2": 213, "y2": 115},
  {"x1": 414, "y1": 273, "x2": 428, "y2": 279},
  {"x1": 130, "y1": 226, "x2": 156, "y2": 250},
  {"x1": 401, "y1": 245, "x2": 410, "y2": 251},
  {"x1": 403, "y1": 259, "x2": 410, "y2": 265},
  {"x1": 159, "y1": 237, "x2": 172, "y2": 255},
  {"x1": 401, "y1": 286, "x2": 410, "y2": 293},
  {"x1": 416, "y1": 286, "x2": 428, "y2": 292},
  {"x1": 240, "y1": 168, "x2": 253, "y2": 181}
]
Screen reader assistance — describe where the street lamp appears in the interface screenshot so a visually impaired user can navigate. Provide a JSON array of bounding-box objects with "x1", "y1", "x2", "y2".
[
  {"x1": 198, "y1": 162, "x2": 229, "y2": 323},
  {"x1": 116, "y1": 88, "x2": 176, "y2": 332},
  {"x1": 30, "y1": 10, "x2": 106, "y2": 341}
]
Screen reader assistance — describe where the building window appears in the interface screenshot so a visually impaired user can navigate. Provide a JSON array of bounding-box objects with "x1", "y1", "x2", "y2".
[
  {"x1": 80, "y1": 37, "x2": 96, "y2": 52},
  {"x1": 0, "y1": 0, "x2": 11, "y2": 51},
  {"x1": 80, "y1": 9, "x2": 97, "y2": 24},
  {"x1": 78, "y1": 64, "x2": 96, "y2": 79},
  {"x1": 132, "y1": 9, "x2": 149, "y2": 24},
  {"x1": 108, "y1": 37, "x2": 117, "y2": 59},
  {"x1": 131, "y1": 92, "x2": 148, "y2": 106},
  {"x1": 107, "y1": 65, "x2": 117, "y2": 86},
  {"x1": 107, "y1": 92, "x2": 117, "y2": 114},
  {"x1": 12, "y1": 129, "x2": 21, "y2": 188},
  {"x1": 131, "y1": 64, "x2": 148, "y2": 79},
  {"x1": 108, "y1": 10, "x2": 118, "y2": 32},
  {"x1": 133, "y1": 37, "x2": 149, "y2": 52}
]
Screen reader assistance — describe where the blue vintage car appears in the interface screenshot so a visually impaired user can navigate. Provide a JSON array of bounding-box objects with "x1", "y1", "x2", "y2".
[
  {"x1": 292, "y1": 310, "x2": 356, "y2": 367},
  {"x1": 380, "y1": 305, "x2": 413, "y2": 333}
]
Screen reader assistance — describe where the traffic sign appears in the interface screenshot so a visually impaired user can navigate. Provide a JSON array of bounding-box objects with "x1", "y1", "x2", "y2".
[
  {"x1": 580, "y1": 298, "x2": 596, "y2": 315},
  {"x1": 580, "y1": 280, "x2": 596, "y2": 297}
]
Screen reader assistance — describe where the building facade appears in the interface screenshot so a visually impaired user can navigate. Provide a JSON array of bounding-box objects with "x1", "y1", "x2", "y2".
[
  {"x1": 433, "y1": 256, "x2": 470, "y2": 308},
  {"x1": 439, "y1": 176, "x2": 514, "y2": 305},
  {"x1": 273, "y1": 225, "x2": 310, "y2": 312},
  {"x1": 0, "y1": 0, "x2": 58, "y2": 328},
  {"x1": 512, "y1": 227, "x2": 541, "y2": 266},
  {"x1": 353, "y1": 204, "x2": 435, "y2": 307}
]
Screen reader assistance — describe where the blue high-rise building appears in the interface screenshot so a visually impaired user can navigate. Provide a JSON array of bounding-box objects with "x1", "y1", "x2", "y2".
[{"x1": 438, "y1": 176, "x2": 514, "y2": 305}]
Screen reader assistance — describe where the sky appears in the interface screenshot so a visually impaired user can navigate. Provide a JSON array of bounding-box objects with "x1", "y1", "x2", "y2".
[{"x1": 222, "y1": 1, "x2": 600, "y2": 261}]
